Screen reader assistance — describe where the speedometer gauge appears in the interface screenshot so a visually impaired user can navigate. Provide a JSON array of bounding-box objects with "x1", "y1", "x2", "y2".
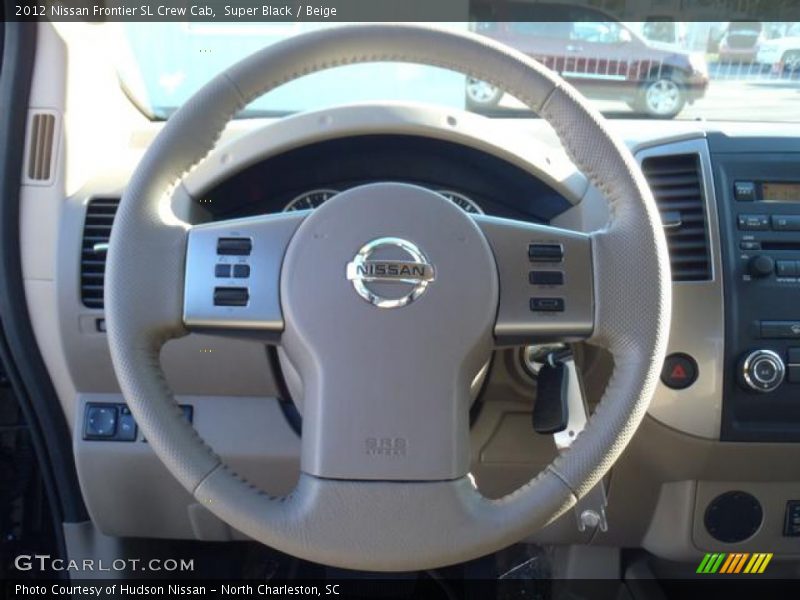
[
  {"x1": 283, "y1": 189, "x2": 339, "y2": 211},
  {"x1": 282, "y1": 187, "x2": 484, "y2": 214}
]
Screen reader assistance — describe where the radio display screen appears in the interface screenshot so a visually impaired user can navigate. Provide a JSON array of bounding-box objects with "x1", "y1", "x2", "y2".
[{"x1": 761, "y1": 182, "x2": 800, "y2": 202}]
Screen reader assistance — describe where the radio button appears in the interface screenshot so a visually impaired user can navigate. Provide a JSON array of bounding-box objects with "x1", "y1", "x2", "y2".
[
  {"x1": 737, "y1": 214, "x2": 769, "y2": 231},
  {"x1": 761, "y1": 321, "x2": 800, "y2": 339},
  {"x1": 747, "y1": 255, "x2": 775, "y2": 278},
  {"x1": 740, "y1": 241, "x2": 761, "y2": 251},
  {"x1": 777, "y1": 260, "x2": 799, "y2": 278},
  {"x1": 772, "y1": 215, "x2": 800, "y2": 231},
  {"x1": 734, "y1": 181, "x2": 756, "y2": 202}
]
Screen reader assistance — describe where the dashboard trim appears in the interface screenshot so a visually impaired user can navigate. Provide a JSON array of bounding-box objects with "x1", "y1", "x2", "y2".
[{"x1": 635, "y1": 139, "x2": 725, "y2": 440}]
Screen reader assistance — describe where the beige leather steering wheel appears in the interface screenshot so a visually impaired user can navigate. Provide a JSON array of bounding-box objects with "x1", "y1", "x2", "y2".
[{"x1": 105, "y1": 24, "x2": 671, "y2": 571}]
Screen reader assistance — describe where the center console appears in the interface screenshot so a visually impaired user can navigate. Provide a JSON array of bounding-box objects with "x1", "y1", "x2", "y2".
[{"x1": 711, "y1": 134, "x2": 800, "y2": 442}]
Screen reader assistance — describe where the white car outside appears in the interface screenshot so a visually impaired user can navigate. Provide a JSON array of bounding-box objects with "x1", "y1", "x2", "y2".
[{"x1": 757, "y1": 24, "x2": 800, "y2": 72}]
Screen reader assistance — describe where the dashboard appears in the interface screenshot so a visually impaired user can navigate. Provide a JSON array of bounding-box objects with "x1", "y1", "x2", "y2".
[
  {"x1": 198, "y1": 135, "x2": 573, "y2": 223},
  {"x1": 19, "y1": 60, "x2": 800, "y2": 556}
]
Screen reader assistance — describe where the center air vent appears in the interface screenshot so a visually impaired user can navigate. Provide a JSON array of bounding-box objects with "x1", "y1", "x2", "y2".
[
  {"x1": 80, "y1": 198, "x2": 120, "y2": 308},
  {"x1": 642, "y1": 153, "x2": 711, "y2": 281}
]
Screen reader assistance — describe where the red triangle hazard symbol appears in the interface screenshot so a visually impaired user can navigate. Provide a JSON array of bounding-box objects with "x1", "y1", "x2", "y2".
[{"x1": 670, "y1": 364, "x2": 687, "y2": 380}]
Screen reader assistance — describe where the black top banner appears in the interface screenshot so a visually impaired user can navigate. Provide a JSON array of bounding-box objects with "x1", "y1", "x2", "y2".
[{"x1": 5, "y1": 0, "x2": 800, "y2": 23}]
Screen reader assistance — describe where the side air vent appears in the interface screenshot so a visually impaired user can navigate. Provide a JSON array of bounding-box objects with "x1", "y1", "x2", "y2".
[
  {"x1": 26, "y1": 112, "x2": 57, "y2": 182},
  {"x1": 80, "y1": 198, "x2": 120, "y2": 309},
  {"x1": 642, "y1": 153, "x2": 711, "y2": 282}
]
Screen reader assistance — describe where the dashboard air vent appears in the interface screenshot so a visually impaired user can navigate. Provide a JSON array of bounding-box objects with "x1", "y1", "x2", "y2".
[
  {"x1": 27, "y1": 112, "x2": 56, "y2": 181},
  {"x1": 80, "y1": 198, "x2": 120, "y2": 309},
  {"x1": 641, "y1": 154, "x2": 711, "y2": 282}
]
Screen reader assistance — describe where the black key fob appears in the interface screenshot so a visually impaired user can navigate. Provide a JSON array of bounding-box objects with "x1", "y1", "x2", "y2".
[{"x1": 532, "y1": 361, "x2": 569, "y2": 434}]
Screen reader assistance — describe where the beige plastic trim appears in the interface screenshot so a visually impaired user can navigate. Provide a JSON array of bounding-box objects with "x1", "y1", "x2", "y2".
[
  {"x1": 182, "y1": 102, "x2": 588, "y2": 205},
  {"x1": 634, "y1": 138, "x2": 725, "y2": 440}
]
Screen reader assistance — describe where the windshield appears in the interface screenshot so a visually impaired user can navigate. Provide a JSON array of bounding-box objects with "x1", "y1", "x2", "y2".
[{"x1": 119, "y1": 20, "x2": 800, "y2": 122}]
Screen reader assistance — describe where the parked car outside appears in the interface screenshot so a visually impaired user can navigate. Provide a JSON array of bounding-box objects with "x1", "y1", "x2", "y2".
[
  {"x1": 467, "y1": 5, "x2": 708, "y2": 118},
  {"x1": 757, "y1": 23, "x2": 800, "y2": 74},
  {"x1": 718, "y1": 21, "x2": 764, "y2": 63}
]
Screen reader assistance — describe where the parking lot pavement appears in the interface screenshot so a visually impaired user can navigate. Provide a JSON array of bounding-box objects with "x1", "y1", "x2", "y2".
[{"x1": 681, "y1": 79, "x2": 800, "y2": 121}]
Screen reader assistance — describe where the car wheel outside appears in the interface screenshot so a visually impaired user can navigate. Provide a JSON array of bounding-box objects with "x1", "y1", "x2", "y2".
[
  {"x1": 783, "y1": 51, "x2": 800, "y2": 73},
  {"x1": 636, "y1": 75, "x2": 687, "y2": 119},
  {"x1": 465, "y1": 77, "x2": 503, "y2": 109}
]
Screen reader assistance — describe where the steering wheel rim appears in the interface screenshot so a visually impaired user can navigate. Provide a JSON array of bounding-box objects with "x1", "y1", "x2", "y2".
[{"x1": 104, "y1": 24, "x2": 671, "y2": 571}]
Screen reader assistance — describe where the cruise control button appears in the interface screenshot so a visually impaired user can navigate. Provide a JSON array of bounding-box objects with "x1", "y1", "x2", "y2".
[
  {"x1": 661, "y1": 353, "x2": 698, "y2": 390},
  {"x1": 529, "y1": 270, "x2": 564, "y2": 285},
  {"x1": 528, "y1": 243, "x2": 563, "y2": 262},
  {"x1": 530, "y1": 297, "x2": 564, "y2": 312},
  {"x1": 217, "y1": 237, "x2": 252, "y2": 256},
  {"x1": 213, "y1": 287, "x2": 249, "y2": 307}
]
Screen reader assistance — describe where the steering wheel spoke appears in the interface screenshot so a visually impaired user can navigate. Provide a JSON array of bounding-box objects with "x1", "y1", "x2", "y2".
[
  {"x1": 182, "y1": 212, "x2": 306, "y2": 339},
  {"x1": 474, "y1": 215, "x2": 594, "y2": 346}
]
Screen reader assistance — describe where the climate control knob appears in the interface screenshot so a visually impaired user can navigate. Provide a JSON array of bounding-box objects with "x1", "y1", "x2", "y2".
[
  {"x1": 739, "y1": 349, "x2": 785, "y2": 393},
  {"x1": 747, "y1": 255, "x2": 775, "y2": 278}
]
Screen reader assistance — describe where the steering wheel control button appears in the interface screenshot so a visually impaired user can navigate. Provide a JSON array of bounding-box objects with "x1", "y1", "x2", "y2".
[
  {"x1": 83, "y1": 405, "x2": 118, "y2": 439},
  {"x1": 233, "y1": 264, "x2": 250, "y2": 278},
  {"x1": 660, "y1": 353, "x2": 699, "y2": 390},
  {"x1": 737, "y1": 214, "x2": 769, "y2": 231},
  {"x1": 214, "y1": 264, "x2": 231, "y2": 278},
  {"x1": 740, "y1": 349, "x2": 785, "y2": 393},
  {"x1": 528, "y1": 243, "x2": 563, "y2": 262},
  {"x1": 529, "y1": 270, "x2": 564, "y2": 286},
  {"x1": 530, "y1": 297, "x2": 565, "y2": 312},
  {"x1": 345, "y1": 237, "x2": 435, "y2": 309},
  {"x1": 760, "y1": 321, "x2": 800, "y2": 339},
  {"x1": 213, "y1": 287, "x2": 249, "y2": 307},
  {"x1": 216, "y1": 237, "x2": 252, "y2": 256}
]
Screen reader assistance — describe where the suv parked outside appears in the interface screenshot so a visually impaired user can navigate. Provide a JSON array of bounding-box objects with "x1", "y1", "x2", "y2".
[
  {"x1": 467, "y1": 6, "x2": 709, "y2": 118},
  {"x1": 757, "y1": 23, "x2": 800, "y2": 74}
]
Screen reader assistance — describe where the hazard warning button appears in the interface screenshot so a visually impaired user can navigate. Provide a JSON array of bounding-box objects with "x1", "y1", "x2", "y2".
[{"x1": 661, "y1": 353, "x2": 699, "y2": 390}]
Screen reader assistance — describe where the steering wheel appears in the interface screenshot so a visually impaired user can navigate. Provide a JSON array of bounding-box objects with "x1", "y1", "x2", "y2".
[{"x1": 105, "y1": 24, "x2": 670, "y2": 571}]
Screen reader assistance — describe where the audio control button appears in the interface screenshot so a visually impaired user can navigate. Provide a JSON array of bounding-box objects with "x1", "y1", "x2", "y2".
[
  {"x1": 737, "y1": 214, "x2": 769, "y2": 231},
  {"x1": 747, "y1": 255, "x2": 775, "y2": 278},
  {"x1": 777, "y1": 260, "x2": 799, "y2": 278},
  {"x1": 761, "y1": 321, "x2": 800, "y2": 339},
  {"x1": 740, "y1": 349, "x2": 785, "y2": 393},
  {"x1": 772, "y1": 215, "x2": 800, "y2": 231}
]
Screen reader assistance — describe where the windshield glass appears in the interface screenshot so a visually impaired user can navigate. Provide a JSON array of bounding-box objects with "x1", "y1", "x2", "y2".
[{"x1": 119, "y1": 20, "x2": 800, "y2": 122}]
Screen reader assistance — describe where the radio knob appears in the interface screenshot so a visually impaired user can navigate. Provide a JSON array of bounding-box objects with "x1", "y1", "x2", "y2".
[
  {"x1": 747, "y1": 255, "x2": 774, "y2": 278},
  {"x1": 739, "y1": 349, "x2": 785, "y2": 393}
]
